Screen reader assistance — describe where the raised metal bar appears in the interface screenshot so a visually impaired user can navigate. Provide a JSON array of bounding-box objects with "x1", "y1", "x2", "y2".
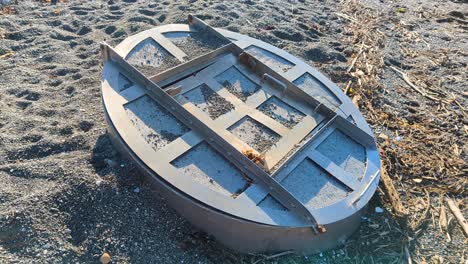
[
  {"x1": 333, "y1": 114, "x2": 376, "y2": 148},
  {"x1": 270, "y1": 115, "x2": 337, "y2": 176},
  {"x1": 263, "y1": 115, "x2": 322, "y2": 171},
  {"x1": 100, "y1": 42, "x2": 323, "y2": 233},
  {"x1": 307, "y1": 150, "x2": 361, "y2": 191},
  {"x1": 263, "y1": 73, "x2": 287, "y2": 92},
  {"x1": 188, "y1": 14, "x2": 229, "y2": 43},
  {"x1": 188, "y1": 16, "x2": 324, "y2": 109},
  {"x1": 151, "y1": 33, "x2": 189, "y2": 62}
]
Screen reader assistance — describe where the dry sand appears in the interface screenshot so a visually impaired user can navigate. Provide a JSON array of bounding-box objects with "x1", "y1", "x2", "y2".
[{"x1": 0, "y1": 0, "x2": 466, "y2": 263}]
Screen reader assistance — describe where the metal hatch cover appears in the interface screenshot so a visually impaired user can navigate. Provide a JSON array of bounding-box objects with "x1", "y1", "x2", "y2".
[{"x1": 100, "y1": 15, "x2": 381, "y2": 254}]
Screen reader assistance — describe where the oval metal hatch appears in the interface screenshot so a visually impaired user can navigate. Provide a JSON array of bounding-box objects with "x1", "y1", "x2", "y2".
[{"x1": 100, "y1": 14, "x2": 381, "y2": 253}]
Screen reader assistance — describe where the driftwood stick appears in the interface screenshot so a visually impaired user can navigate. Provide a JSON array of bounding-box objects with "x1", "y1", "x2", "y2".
[
  {"x1": 446, "y1": 16, "x2": 468, "y2": 25},
  {"x1": 413, "y1": 190, "x2": 431, "y2": 229},
  {"x1": 446, "y1": 197, "x2": 468, "y2": 236},
  {"x1": 380, "y1": 166, "x2": 407, "y2": 216}
]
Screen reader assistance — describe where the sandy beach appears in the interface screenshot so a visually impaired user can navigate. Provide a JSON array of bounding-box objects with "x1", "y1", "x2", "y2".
[{"x1": 0, "y1": 0, "x2": 466, "y2": 263}]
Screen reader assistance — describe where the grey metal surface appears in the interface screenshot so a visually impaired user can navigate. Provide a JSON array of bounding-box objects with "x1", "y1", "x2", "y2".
[
  {"x1": 101, "y1": 42, "x2": 323, "y2": 232},
  {"x1": 100, "y1": 15, "x2": 381, "y2": 253}
]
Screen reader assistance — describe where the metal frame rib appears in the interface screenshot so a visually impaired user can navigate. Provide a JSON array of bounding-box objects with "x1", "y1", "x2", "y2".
[{"x1": 100, "y1": 42, "x2": 324, "y2": 233}]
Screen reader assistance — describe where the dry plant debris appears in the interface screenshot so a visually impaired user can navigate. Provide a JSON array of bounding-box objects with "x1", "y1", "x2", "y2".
[
  {"x1": 0, "y1": 49, "x2": 13, "y2": 59},
  {"x1": 1, "y1": 5, "x2": 16, "y2": 14},
  {"x1": 242, "y1": 149, "x2": 266, "y2": 168},
  {"x1": 338, "y1": 0, "x2": 467, "y2": 262},
  {"x1": 446, "y1": 197, "x2": 468, "y2": 237}
]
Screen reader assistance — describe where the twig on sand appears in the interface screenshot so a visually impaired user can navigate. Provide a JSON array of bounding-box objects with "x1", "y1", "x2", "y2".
[
  {"x1": 439, "y1": 197, "x2": 451, "y2": 241},
  {"x1": 251, "y1": 250, "x2": 294, "y2": 264},
  {"x1": 404, "y1": 246, "x2": 412, "y2": 264},
  {"x1": 343, "y1": 80, "x2": 352, "y2": 95},
  {"x1": 446, "y1": 197, "x2": 468, "y2": 236},
  {"x1": 347, "y1": 42, "x2": 365, "y2": 73},
  {"x1": 444, "y1": 16, "x2": 468, "y2": 25},
  {"x1": 0, "y1": 50, "x2": 13, "y2": 59},
  {"x1": 335, "y1": 12, "x2": 357, "y2": 22},
  {"x1": 389, "y1": 66, "x2": 449, "y2": 104}
]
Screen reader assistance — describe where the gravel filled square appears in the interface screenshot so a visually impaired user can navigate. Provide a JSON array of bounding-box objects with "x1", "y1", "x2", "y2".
[
  {"x1": 257, "y1": 96, "x2": 305, "y2": 128},
  {"x1": 171, "y1": 142, "x2": 247, "y2": 196},
  {"x1": 183, "y1": 84, "x2": 234, "y2": 119},
  {"x1": 215, "y1": 66, "x2": 260, "y2": 102},
  {"x1": 228, "y1": 116, "x2": 280, "y2": 153},
  {"x1": 124, "y1": 95, "x2": 189, "y2": 152},
  {"x1": 163, "y1": 31, "x2": 229, "y2": 59},
  {"x1": 126, "y1": 37, "x2": 181, "y2": 76}
]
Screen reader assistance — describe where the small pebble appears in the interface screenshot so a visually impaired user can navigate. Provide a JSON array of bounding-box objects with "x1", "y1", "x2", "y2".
[
  {"x1": 133, "y1": 187, "x2": 140, "y2": 193},
  {"x1": 100, "y1": 252, "x2": 111, "y2": 264},
  {"x1": 375, "y1": 207, "x2": 384, "y2": 213},
  {"x1": 105, "y1": 159, "x2": 116, "y2": 167}
]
